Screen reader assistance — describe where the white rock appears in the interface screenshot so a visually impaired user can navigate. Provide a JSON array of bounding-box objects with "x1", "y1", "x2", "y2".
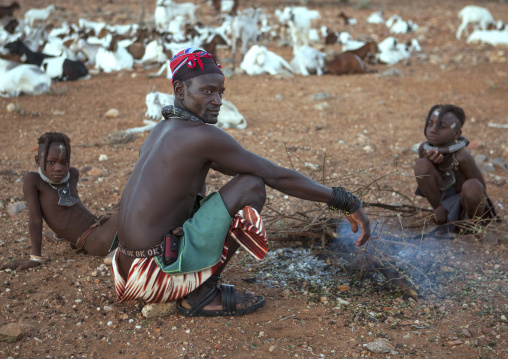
[
  {"x1": 141, "y1": 302, "x2": 176, "y2": 318},
  {"x1": 104, "y1": 108, "x2": 119, "y2": 118},
  {"x1": 98, "y1": 154, "x2": 108, "y2": 162},
  {"x1": 6, "y1": 103, "x2": 16, "y2": 112},
  {"x1": 7, "y1": 202, "x2": 26, "y2": 216}
]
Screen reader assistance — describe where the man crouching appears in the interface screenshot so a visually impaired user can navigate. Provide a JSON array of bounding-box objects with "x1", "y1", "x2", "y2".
[{"x1": 113, "y1": 47, "x2": 371, "y2": 317}]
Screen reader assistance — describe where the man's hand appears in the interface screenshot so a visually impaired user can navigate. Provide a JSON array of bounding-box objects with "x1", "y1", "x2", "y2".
[
  {"x1": 0, "y1": 260, "x2": 41, "y2": 271},
  {"x1": 423, "y1": 149, "x2": 444, "y2": 164},
  {"x1": 346, "y1": 207, "x2": 371, "y2": 247}
]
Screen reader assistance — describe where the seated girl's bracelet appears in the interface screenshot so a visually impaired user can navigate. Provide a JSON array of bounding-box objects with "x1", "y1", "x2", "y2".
[
  {"x1": 29, "y1": 255, "x2": 43, "y2": 263},
  {"x1": 327, "y1": 186, "x2": 362, "y2": 214}
]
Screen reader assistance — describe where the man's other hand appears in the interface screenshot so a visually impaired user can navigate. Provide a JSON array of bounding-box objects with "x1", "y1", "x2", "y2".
[{"x1": 346, "y1": 208, "x2": 371, "y2": 247}]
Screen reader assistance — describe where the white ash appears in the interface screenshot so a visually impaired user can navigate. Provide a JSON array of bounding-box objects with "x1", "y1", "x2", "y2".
[{"x1": 257, "y1": 247, "x2": 350, "y2": 290}]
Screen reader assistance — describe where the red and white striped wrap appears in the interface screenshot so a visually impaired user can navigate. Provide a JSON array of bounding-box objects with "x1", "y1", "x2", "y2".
[{"x1": 112, "y1": 206, "x2": 267, "y2": 303}]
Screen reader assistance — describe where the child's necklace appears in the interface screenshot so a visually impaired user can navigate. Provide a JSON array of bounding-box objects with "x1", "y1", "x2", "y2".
[
  {"x1": 38, "y1": 168, "x2": 79, "y2": 206},
  {"x1": 423, "y1": 136, "x2": 469, "y2": 154}
]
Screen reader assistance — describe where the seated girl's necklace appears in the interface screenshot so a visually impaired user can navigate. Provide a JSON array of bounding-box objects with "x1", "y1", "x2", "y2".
[{"x1": 38, "y1": 168, "x2": 79, "y2": 206}]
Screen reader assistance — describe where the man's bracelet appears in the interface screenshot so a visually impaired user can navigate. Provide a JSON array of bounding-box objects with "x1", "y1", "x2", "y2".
[
  {"x1": 29, "y1": 255, "x2": 43, "y2": 263},
  {"x1": 327, "y1": 186, "x2": 362, "y2": 214}
]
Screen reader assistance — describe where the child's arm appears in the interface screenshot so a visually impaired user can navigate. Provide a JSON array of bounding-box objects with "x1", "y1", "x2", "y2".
[
  {"x1": 1, "y1": 173, "x2": 43, "y2": 270},
  {"x1": 456, "y1": 149, "x2": 487, "y2": 188}
]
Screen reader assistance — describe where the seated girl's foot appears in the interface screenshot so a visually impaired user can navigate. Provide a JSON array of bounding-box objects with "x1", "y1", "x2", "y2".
[{"x1": 433, "y1": 205, "x2": 448, "y2": 225}]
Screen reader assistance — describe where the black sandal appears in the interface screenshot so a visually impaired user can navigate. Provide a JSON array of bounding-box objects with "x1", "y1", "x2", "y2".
[{"x1": 177, "y1": 276, "x2": 266, "y2": 317}]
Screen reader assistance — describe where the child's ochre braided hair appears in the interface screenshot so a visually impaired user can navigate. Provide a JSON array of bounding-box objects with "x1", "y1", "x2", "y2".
[
  {"x1": 424, "y1": 104, "x2": 466, "y2": 136},
  {"x1": 37, "y1": 132, "x2": 71, "y2": 169}
]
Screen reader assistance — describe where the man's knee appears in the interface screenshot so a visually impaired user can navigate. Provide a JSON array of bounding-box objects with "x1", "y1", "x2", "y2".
[{"x1": 237, "y1": 174, "x2": 266, "y2": 201}]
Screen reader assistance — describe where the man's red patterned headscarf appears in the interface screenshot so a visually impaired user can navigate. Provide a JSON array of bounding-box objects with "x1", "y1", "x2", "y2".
[{"x1": 170, "y1": 47, "x2": 223, "y2": 84}]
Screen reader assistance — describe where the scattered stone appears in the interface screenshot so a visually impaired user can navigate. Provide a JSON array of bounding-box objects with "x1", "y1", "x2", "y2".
[
  {"x1": 447, "y1": 339, "x2": 463, "y2": 347},
  {"x1": 281, "y1": 289, "x2": 291, "y2": 298},
  {"x1": 462, "y1": 328, "x2": 472, "y2": 337},
  {"x1": 87, "y1": 167, "x2": 103, "y2": 177},
  {"x1": 310, "y1": 92, "x2": 330, "y2": 101},
  {"x1": 382, "y1": 68, "x2": 402, "y2": 77},
  {"x1": 104, "y1": 305, "x2": 113, "y2": 311},
  {"x1": 336, "y1": 298, "x2": 350, "y2": 306},
  {"x1": 320, "y1": 296, "x2": 328, "y2": 303},
  {"x1": 7, "y1": 201, "x2": 26, "y2": 216},
  {"x1": 99, "y1": 154, "x2": 108, "y2": 162},
  {"x1": 483, "y1": 163, "x2": 495, "y2": 173},
  {"x1": 274, "y1": 94, "x2": 283, "y2": 100},
  {"x1": 269, "y1": 345, "x2": 276, "y2": 353},
  {"x1": 363, "y1": 145, "x2": 373, "y2": 153},
  {"x1": 364, "y1": 338, "x2": 396, "y2": 354},
  {"x1": 6, "y1": 103, "x2": 16, "y2": 112},
  {"x1": 411, "y1": 143, "x2": 420, "y2": 153},
  {"x1": 474, "y1": 154, "x2": 487, "y2": 164},
  {"x1": 337, "y1": 285, "x2": 350, "y2": 292},
  {"x1": 0, "y1": 323, "x2": 23, "y2": 343},
  {"x1": 314, "y1": 102, "x2": 330, "y2": 111},
  {"x1": 141, "y1": 302, "x2": 176, "y2": 318},
  {"x1": 104, "y1": 108, "x2": 120, "y2": 118},
  {"x1": 483, "y1": 232, "x2": 498, "y2": 245},
  {"x1": 481, "y1": 327, "x2": 494, "y2": 335},
  {"x1": 491, "y1": 158, "x2": 506, "y2": 170}
]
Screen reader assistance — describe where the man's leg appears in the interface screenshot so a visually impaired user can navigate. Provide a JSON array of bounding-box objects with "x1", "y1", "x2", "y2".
[
  {"x1": 414, "y1": 158, "x2": 448, "y2": 224},
  {"x1": 181, "y1": 174, "x2": 266, "y2": 312}
]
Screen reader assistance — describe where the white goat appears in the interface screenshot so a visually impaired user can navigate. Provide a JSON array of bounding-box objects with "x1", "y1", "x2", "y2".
[
  {"x1": 0, "y1": 58, "x2": 51, "y2": 97},
  {"x1": 155, "y1": 4, "x2": 172, "y2": 32},
  {"x1": 290, "y1": 45, "x2": 326, "y2": 76},
  {"x1": 24, "y1": 5, "x2": 55, "y2": 27},
  {"x1": 276, "y1": 6, "x2": 321, "y2": 49},
  {"x1": 95, "y1": 46, "x2": 133, "y2": 73},
  {"x1": 129, "y1": 90, "x2": 247, "y2": 133},
  {"x1": 376, "y1": 36, "x2": 411, "y2": 65},
  {"x1": 467, "y1": 29, "x2": 508, "y2": 46},
  {"x1": 140, "y1": 39, "x2": 167, "y2": 64},
  {"x1": 69, "y1": 38, "x2": 102, "y2": 66},
  {"x1": 159, "y1": 0, "x2": 197, "y2": 23},
  {"x1": 456, "y1": 6, "x2": 495, "y2": 40},
  {"x1": 386, "y1": 15, "x2": 418, "y2": 34},
  {"x1": 232, "y1": 7, "x2": 262, "y2": 68},
  {"x1": 240, "y1": 44, "x2": 293, "y2": 76},
  {"x1": 367, "y1": 11, "x2": 384, "y2": 24}
]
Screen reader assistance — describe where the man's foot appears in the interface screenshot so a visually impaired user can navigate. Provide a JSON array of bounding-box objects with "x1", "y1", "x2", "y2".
[{"x1": 177, "y1": 277, "x2": 266, "y2": 317}]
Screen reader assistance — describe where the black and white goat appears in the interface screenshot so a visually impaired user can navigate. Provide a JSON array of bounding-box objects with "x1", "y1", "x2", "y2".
[{"x1": 5, "y1": 39, "x2": 88, "y2": 81}]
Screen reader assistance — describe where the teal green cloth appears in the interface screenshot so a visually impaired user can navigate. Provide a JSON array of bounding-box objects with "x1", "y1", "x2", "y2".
[{"x1": 154, "y1": 192, "x2": 232, "y2": 274}]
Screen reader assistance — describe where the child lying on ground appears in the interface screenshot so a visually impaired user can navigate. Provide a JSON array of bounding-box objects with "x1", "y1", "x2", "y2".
[
  {"x1": 1, "y1": 132, "x2": 118, "y2": 270},
  {"x1": 414, "y1": 104, "x2": 497, "y2": 230}
]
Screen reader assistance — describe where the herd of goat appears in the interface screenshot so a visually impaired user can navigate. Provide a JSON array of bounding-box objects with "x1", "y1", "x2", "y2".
[{"x1": 0, "y1": 1, "x2": 506, "y2": 105}]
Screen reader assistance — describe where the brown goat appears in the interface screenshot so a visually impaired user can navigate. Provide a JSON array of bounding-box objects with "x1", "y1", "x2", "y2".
[
  {"x1": 344, "y1": 40, "x2": 379, "y2": 64},
  {"x1": 338, "y1": 11, "x2": 353, "y2": 25},
  {"x1": 201, "y1": 33, "x2": 228, "y2": 61},
  {"x1": 325, "y1": 30, "x2": 339, "y2": 45},
  {"x1": 325, "y1": 52, "x2": 376, "y2": 75},
  {"x1": 0, "y1": 1, "x2": 20, "y2": 18}
]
